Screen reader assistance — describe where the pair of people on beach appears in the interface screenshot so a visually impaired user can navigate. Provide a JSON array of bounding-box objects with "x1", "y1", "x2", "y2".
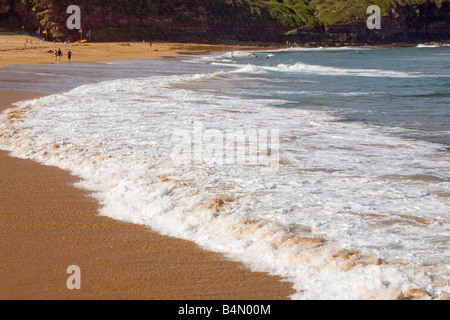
[{"x1": 54, "y1": 49, "x2": 72, "y2": 62}]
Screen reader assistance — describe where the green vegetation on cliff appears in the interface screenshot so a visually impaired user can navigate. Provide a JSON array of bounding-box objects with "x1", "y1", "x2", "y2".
[{"x1": 1, "y1": 0, "x2": 449, "y2": 44}]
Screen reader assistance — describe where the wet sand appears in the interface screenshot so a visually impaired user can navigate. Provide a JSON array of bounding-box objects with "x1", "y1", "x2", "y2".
[{"x1": 0, "y1": 89, "x2": 295, "y2": 300}]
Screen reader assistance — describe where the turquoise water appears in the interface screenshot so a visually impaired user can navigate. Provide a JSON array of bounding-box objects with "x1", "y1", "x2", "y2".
[
  {"x1": 185, "y1": 45, "x2": 450, "y2": 147},
  {"x1": 1, "y1": 45, "x2": 448, "y2": 146}
]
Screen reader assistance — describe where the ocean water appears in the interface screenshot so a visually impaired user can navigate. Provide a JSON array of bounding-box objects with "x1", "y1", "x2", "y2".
[{"x1": 0, "y1": 45, "x2": 449, "y2": 299}]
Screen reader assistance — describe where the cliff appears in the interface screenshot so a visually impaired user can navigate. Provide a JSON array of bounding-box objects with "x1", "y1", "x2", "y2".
[{"x1": 0, "y1": 0, "x2": 449, "y2": 45}]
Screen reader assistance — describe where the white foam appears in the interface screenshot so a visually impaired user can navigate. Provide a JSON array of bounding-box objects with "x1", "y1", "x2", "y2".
[
  {"x1": 417, "y1": 44, "x2": 442, "y2": 48},
  {"x1": 1, "y1": 71, "x2": 449, "y2": 300},
  {"x1": 208, "y1": 60, "x2": 434, "y2": 78},
  {"x1": 230, "y1": 64, "x2": 271, "y2": 75},
  {"x1": 267, "y1": 62, "x2": 429, "y2": 78},
  {"x1": 268, "y1": 46, "x2": 374, "y2": 53}
]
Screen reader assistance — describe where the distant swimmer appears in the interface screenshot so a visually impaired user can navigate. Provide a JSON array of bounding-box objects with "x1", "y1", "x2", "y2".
[
  {"x1": 266, "y1": 54, "x2": 269, "y2": 59},
  {"x1": 253, "y1": 54, "x2": 258, "y2": 58},
  {"x1": 230, "y1": 51, "x2": 234, "y2": 58}
]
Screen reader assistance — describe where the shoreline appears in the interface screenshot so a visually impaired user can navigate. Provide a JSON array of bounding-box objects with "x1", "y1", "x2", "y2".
[
  {"x1": 0, "y1": 35, "x2": 279, "y2": 68},
  {"x1": 0, "y1": 60, "x2": 295, "y2": 298},
  {"x1": 2, "y1": 35, "x2": 447, "y2": 70},
  {"x1": 2, "y1": 38, "x2": 449, "y2": 300}
]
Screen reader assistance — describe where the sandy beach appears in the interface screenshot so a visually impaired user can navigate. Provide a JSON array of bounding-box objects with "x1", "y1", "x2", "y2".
[
  {"x1": 0, "y1": 35, "x2": 273, "y2": 67},
  {"x1": 0, "y1": 37, "x2": 294, "y2": 300}
]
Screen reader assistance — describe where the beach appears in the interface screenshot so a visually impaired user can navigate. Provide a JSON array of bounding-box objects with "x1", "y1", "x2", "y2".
[
  {"x1": 0, "y1": 35, "x2": 271, "y2": 67},
  {"x1": 1, "y1": 35, "x2": 449, "y2": 300},
  {"x1": 0, "y1": 37, "x2": 294, "y2": 300}
]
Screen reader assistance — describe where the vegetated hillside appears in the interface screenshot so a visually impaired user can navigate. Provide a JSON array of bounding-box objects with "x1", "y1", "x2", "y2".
[{"x1": 0, "y1": 0, "x2": 449, "y2": 45}]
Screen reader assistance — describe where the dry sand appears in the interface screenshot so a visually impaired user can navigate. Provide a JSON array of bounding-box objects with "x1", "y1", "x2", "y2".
[
  {"x1": 0, "y1": 35, "x2": 273, "y2": 67},
  {"x1": 0, "y1": 36, "x2": 294, "y2": 300}
]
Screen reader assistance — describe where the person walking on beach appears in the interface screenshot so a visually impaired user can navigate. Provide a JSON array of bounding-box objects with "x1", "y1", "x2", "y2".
[
  {"x1": 57, "y1": 48, "x2": 62, "y2": 61},
  {"x1": 68, "y1": 50, "x2": 72, "y2": 62}
]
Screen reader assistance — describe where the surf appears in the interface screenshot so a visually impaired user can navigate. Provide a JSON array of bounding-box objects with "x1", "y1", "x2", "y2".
[{"x1": 1, "y1": 46, "x2": 448, "y2": 299}]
